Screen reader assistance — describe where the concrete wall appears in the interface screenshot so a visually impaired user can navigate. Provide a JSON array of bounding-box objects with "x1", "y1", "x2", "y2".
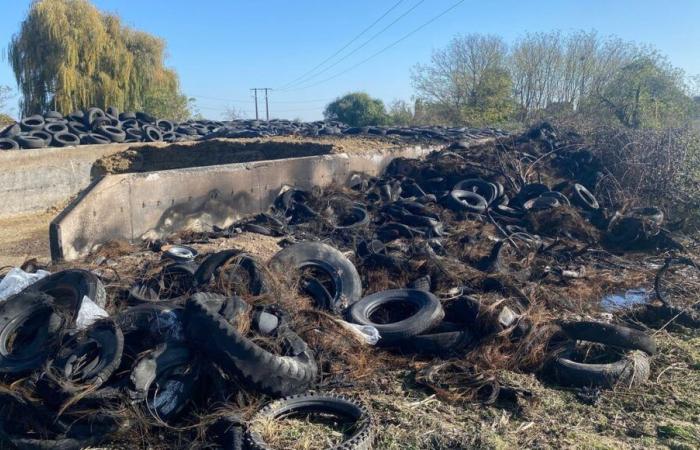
[
  {"x1": 0, "y1": 142, "x2": 165, "y2": 216},
  {"x1": 50, "y1": 144, "x2": 443, "y2": 261}
]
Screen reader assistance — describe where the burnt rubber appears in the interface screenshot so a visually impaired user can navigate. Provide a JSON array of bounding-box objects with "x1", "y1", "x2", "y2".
[
  {"x1": 38, "y1": 320, "x2": 124, "y2": 404},
  {"x1": 348, "y1": 289, "x2": 444, "y2": 345},
  {"x1": 184, "y1": 292, "x2": 317, "y2": 396},
  {"x1": 654, "y1": 257, "x2": 699, "y2": 307},
  {"x1": 195, "y1": 250, "x2": 269, "y2": 296},
  {"x1": 129, "y1": 342, "x2": 197, "y2": 421},
  {"x1": 270, "y1": 242, "x2": 362, "y2": 312},
  {"x1": 246, "y1": 394, "x2": 372, "y2": 450},
  {"x1": 0, "y1": 292, "x2": 65, "y2": 374}
]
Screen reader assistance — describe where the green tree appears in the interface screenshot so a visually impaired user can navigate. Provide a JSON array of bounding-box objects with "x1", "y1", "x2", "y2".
[
  {"x1": 8, "y1": 0, "x2": 189, "y2": 119},
  {"x1": 323, "y1": 92, "x2": 387, "y2": 126},
  {"x1": 595, "y1": 55, "x2": 693, "y2": 128}
]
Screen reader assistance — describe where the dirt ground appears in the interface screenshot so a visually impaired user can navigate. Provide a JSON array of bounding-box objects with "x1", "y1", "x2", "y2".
[{"x1": 0, "y1": 210, "x2": 54, "y2": 268}]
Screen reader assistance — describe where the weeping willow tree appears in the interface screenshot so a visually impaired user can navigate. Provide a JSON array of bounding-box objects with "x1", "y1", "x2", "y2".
[{"x1": 8, "y1": 0, "x2": 190, "y2": 119}]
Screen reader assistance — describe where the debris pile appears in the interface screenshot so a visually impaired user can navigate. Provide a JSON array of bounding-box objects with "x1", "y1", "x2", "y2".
[{"x1": 0, "y1": 122, "x2": 697, "y2": 449}]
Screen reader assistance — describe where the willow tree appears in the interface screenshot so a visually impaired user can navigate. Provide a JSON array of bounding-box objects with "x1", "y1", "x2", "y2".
[{"x1": 8, "y1": 0, "x2": 189, "y2": 118}]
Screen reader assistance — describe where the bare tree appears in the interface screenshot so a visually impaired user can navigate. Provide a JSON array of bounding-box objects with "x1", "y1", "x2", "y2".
[
  {"x1": 411, "y1": 34, "x2": 510, "y2": 123},
  {"x1": 223, "y1": 105, "x2": 245, "y2": 121}
]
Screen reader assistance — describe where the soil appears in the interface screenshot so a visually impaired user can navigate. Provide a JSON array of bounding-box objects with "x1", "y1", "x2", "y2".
[
  {"x1": 93, "y1": 135, "x2": 416, "y2": 176},
  {"x1": 0, "y1": 210, "x2": 54, "y2": 268}
]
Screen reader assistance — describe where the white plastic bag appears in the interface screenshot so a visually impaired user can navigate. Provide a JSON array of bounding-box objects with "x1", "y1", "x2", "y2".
[
  {"x1": 336, "y1": 320, "x2": 380, "y2": 345},
  {"x1": 0, "y1": 268, "x2": 51, "y2": 301},
  {"x1": 75, "y1": 295, "x2": 109, "y2": 329}
]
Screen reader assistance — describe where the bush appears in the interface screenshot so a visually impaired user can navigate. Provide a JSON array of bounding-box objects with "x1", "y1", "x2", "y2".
[{"x1": 324, "y1": 92, "x2": 387, "y2": 127}]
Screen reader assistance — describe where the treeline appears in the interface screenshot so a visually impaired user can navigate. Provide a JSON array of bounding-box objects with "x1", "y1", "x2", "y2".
[
  {"x1": 327, "y1": 31, "x2": 699, "y2": 129},
  {"x1": 7, "y1": 0, "x2": 190, "y2": 120}
]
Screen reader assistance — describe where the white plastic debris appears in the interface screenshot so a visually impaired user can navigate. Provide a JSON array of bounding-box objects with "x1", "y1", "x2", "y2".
[
  {"x1": 0, "y1": 267, "x2": 51, "y2": 301},
  {"x1": 75, "y1": 295, "x2": 109, "y2": 329},
  {"x1": 336, "y1": 320, "x2": 380, "y2": 345}
]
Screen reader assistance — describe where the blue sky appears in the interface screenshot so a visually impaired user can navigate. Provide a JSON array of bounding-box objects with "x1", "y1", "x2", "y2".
[{"x1": 0, "y1": 0, "x2": 698, "y2": 121}]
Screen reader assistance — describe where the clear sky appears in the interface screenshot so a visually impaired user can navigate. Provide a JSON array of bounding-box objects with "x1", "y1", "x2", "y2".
[{"x1": 0, "y1": 0, "x2": 698, "y2": 121}]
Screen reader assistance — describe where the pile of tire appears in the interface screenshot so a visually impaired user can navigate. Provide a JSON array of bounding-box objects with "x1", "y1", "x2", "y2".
[{"x1": 0, "y1": 106, "x2": 226, "y2": 150}]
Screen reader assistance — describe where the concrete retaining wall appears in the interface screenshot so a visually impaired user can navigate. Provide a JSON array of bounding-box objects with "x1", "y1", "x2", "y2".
[
  {"x1": 50, "y1": 144, "x2": 443, "y2": 261},
  {"x1": 0, "y1": 142, "x2": 166, "y2": 216}
]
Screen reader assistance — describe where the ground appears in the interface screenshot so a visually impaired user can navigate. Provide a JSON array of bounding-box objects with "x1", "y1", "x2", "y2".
[{"x1": 0, "y1": 210, "x2": 53, "y2": 268}]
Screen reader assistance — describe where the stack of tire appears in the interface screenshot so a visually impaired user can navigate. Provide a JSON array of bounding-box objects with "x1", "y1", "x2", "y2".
[{"x1": 0, "y1": 106, "x2": 226, "y2": 150}]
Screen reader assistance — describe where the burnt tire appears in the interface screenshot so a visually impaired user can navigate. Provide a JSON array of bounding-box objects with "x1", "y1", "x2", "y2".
[
  {"x1": 184, "y1": 292, "x2": 317, "y2": 396},
  {"x1": 129, "y1": 342, "x2": 197, "y2": 422},
  {"x1": 194, "y1": 250, "x2": 270, "y2": 296},
  {"x1": 246, "y1": 394, "x2": 372, "y2": 450},
  {"x1": 38, "y1": 320, "x2": 124, "y2": 404},
  {"x1": 29, "y1": 269, "x2": 107, "y2": 314},
  {"x1": 0, "y1": 292, "x2": 66, "y2": 374},
  {"x1": 348, "y1": 289, "x2": 444, "y2": 345},
  {"x1": 270, "y1": 242, "x2": 362, "y2": 312}
]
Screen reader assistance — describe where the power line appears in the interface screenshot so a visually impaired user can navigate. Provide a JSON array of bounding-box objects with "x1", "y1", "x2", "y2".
[
  {"x1": 285, "y1": 0, "x2": 465, "y2": 92},
  {"x1": 277, "y1": 0, "x2": 405, "y2": 90},
  {"x1": 279, "y1": 0, "x2": 426, "y2": 91},
  {"x1": 190, "y1": 94, "x2": 333, "y2": 105}
]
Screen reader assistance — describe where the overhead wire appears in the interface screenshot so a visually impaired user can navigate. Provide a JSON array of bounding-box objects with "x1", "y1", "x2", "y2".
[{"x1": 277, "y1": 0, "x2": 406, "y2": 90}]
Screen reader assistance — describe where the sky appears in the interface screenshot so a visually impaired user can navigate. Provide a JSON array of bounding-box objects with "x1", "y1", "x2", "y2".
[{"x1": 0, "y1": 0, "x2": 698, "y2": 121}]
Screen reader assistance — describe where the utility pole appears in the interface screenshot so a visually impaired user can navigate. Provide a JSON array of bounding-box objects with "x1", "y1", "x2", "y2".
[
  {"x1": 263, "y1": 88, "x2": 271, "y2": 121},
  {"x1": 251, "y1": 88, "x2": 259, "y2": 120},
  {"x1": 251, "y1": 88, "x2": 272, "y2": 121}
]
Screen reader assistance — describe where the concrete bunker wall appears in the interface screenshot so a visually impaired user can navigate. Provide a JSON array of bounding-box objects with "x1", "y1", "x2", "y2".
[{"x1": 50, "y1": 144, "x2": 444, "y2": 261}]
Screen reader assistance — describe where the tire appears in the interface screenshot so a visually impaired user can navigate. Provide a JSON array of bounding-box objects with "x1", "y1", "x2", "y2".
[
  {"x1": 136, "y1": 112, "x2": 156, "y2": 123},
  {"x1": 0, "y1": 138, "x2": 19, "y2": 150},
  {"x1": 38, "y1": 320, "x2": 123, "y2": 403},
  {"x1": 453, "y1": 179, "x2": 498, "y2": 204},
  {"x1": 115, "y1": 303, "x2": 185, "y2": 354},
  {"x1": 15, "y1": 134, "x2": 48, "y2": 149},
  {"x1": 125, "y1": 127, "x2": 143, "y2": 140},
  {"x1": 246, "y1": 394, "x2": 372, "y2": 450},
  {"x1": 572, "y1": 184, "x2": 599, "y2": 210},
  {"x1": 30, "y1": 130, "x2": 53, "y2": 147},
  {"x1": 143, "y1": 125, "x2": 163, "y2": 142},
  {"x1": 0, "y1": 122, "x2": 21, "y2": 138},
  {"x1": 52, "y1": 132, "x2": 80, "y2": 147},
  {"x1": 96, "y1": 125, "x2": 126, "y2": 143},
  {"x1": 348, "y1": 289, "x2": 444, "y2": 345},
  {"x1": 184, "y1": 293, "x2": 317, "y2": 396},
  {"x1": 445, "y1": 190, "x2": 488, "y2": 213},
  {"x1": 270, "y1": 242, "x2": 362, "y2": 312},
  {"x1": 540, "y1": 190, "x2": 570, "y2": 206},
  {"x1": 129, "y1": 342, "x2": 197, "y2": 421},
  {"x1": 654, "y1": 257, "x2": 699, "y2": 308},
  {"x1": 523, "y1": 196, "x2": 560, "y2": 211},
  {"x1": 194, "y1": 250, "x2": 269, "y2": 296},
  {"x1": 20, "y1": 114, "x2": 45, "y2": 132},
  {"x1": 44, "y1": 122, "x2": 68, "y2": 135},
  {"x1": 156, "y1": 119, "x2": 175, "y2": 133},
  {"x1": 402, "y1": 328, "x2": 474, "y2": 356},
  {"x1": 81, "y1": 132, "x2": 111, "y2": 145},
  {"x1": 105, "y1": 106, "x2": 120, "y2": 121},
  {"x1": 551, "y1": 348, "x2": 650, "y2": 388},
  {"x1": 630, "y1": 207, "x2": 664, "y2": 227},
  {"x1": 0, "y1": 292, "x2": 65, "y2": 374},
  {"x1": 67, "y1": 121, "x2": 89, "y2": 135},
  {"x1": 84, "y1": 107, "x2": 106, "y2": 127},
  {"x1": 29, "y1": 269, "x2": 107, "y2": 314},
  {"x1": 45, "y1": 110, "x2": 63, "y2": 120},
  {"x1": 560, "y1": 321, "x2": 656, "y2": 355},
  {"x1": 119, "y1": 111, "x2": 136, "y2": 121}
]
